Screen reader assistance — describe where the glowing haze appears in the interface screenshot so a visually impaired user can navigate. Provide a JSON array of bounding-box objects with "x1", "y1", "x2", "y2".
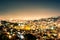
[
  {"x1": 0, "y1": 0, "x2": 60, "y2": 20},
  {"x1": 0, "y1": 8, "x2": 60, "y2": 20}
]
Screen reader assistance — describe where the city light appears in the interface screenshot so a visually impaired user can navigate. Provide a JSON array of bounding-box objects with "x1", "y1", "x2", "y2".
[{"x1": 0, "y1": 16, "x2": 60, "y2": 40}]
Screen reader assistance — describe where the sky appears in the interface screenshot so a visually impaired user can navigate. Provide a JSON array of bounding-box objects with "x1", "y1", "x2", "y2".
[{"x1": 0, "y1": 0, "x2": 60, "y2": 20}]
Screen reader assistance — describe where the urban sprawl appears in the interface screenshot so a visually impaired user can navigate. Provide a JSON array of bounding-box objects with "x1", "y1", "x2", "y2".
[{"x1": 0, "y1": 16, "x2": 60, "y2": 40}]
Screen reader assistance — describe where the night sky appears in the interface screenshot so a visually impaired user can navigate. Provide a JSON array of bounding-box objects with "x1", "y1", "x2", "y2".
[{"x1": 0, "y1": 0, "x2": 60, "y2": 20}]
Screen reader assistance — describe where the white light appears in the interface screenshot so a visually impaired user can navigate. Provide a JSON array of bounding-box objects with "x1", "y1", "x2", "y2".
[
  {"x1": 20, "y1": 35, "x2": 24, "y2": 39},
  {"x1": 7, "y1": 32, "x2": 10, "y2": 34},
  {"x1": 18, "y1": 32, "x2": 20, "y2": 34},
  {"x1": 9, "y1": 35, "x2": 12, "y2": 39},
  {"x1": 13, "y1": 34, "x2": 15, "y2": 36},
  {"x1": 18, "y1": 24, "x2": 21, "y2": 26},
  {"x1": 51, "y1": 27, "x2": 54, "y2": 29},
  {"x1": 54, "y1": 34, "x2": 57, "y2": 36}
]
